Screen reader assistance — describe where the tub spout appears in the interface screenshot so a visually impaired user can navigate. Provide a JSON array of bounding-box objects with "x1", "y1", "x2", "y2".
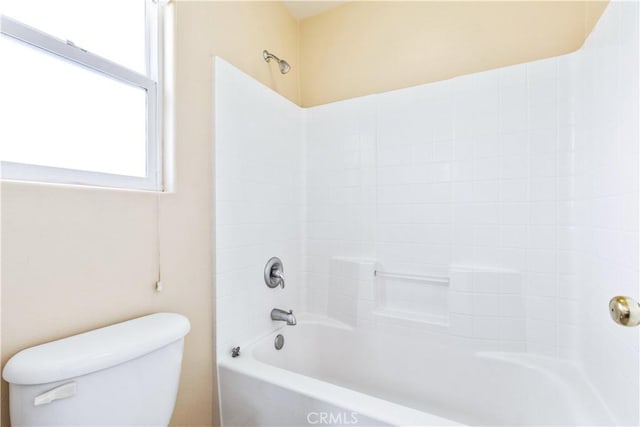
[{"x1": 271, "y1": 308, "x2": 296, "y2": 325}]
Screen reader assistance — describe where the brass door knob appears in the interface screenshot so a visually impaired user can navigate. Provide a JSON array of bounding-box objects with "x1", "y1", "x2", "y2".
[{"x1": 609, "y1": 296, "x2": 640, "y2": 327}]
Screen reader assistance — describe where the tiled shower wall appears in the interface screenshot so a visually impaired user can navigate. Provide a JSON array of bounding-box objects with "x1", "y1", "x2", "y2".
[
  {"x1": 304, "y1": 1, "x2": 638, "y2": 422},
  {"x1": 306, "y1": 0, "x2": 638, "y2": 359},
  {"x1": 214, "y1": 58, "x2": 304, "y2": 356},
  {"x1": 306, "y1": 53, "x2": 579, "y2": 356},
  {"x1": 305, "y1": 98, "x2": 377, "y2": 315}
]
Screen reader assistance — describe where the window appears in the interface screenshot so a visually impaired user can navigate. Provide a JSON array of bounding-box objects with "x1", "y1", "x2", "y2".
[{"x1": 0, "y1": 0, "x2": 162, "y2": 190}]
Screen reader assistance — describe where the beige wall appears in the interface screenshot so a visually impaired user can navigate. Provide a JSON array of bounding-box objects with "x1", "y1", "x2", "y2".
[
  {"x1": 0, "y1": 2, "x2": 298, "y2": 427},
  {"x1": 300, "y1": 1, "x2": 608, "y2": 107}
]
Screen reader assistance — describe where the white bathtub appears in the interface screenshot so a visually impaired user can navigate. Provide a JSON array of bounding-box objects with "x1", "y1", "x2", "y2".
[{"x1": 218, "y1": 316, "x2": 613, "y2": 426}]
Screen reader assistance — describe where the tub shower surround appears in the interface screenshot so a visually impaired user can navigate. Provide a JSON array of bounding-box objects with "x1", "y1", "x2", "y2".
[
  {"x1": 215, "y1": 1, "x2": 638, "y2": 425},
  {"x1": 214, "y1": 58, "x2": 305, "y2": 355},
  {"x1": 305, "y1": 55, "x2": 579, "y2": 357}
]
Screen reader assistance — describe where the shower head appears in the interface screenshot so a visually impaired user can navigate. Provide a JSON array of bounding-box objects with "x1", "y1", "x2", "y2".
[
  {"x1": 263, "y1": 50, "x2": 291, "y2": 74},
  {"x1": 278, "y1": 60, "x2": 291, "y2": 74}
]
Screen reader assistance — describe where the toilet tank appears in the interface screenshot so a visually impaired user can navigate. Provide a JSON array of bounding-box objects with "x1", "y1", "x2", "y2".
[{"x1": 3, "y1": 313, "x2": 190, "y2": 427}]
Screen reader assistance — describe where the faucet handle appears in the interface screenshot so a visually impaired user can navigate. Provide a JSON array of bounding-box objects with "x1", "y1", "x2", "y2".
[
  {"x1": 272, "y1": 270, "x2": 285, "y2": 289},
  {"x1": 265, "y1": 257, "x2": 285, "y2": 289}
]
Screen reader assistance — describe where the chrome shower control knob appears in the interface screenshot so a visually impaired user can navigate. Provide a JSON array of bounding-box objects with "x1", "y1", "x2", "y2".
[
  {"x1": 609, "y1": 296, "x2": 640, "y2": 327},
  {"x1": 264, "y1": 257, "x2": 285, "y2": 289}
]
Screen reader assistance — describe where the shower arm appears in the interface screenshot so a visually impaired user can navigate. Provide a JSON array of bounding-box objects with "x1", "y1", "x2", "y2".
[{"x1": 262, "y1": 50, "x2": 280, "y2": 63}]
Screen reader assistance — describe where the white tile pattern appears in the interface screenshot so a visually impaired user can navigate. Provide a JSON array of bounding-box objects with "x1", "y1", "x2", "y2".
[
  {"x1": 305, "y1": 55, "x2": 580, "y2": 356},
  {"x1": 214, "y1": 58, "x2": 304, "y2": 356}
]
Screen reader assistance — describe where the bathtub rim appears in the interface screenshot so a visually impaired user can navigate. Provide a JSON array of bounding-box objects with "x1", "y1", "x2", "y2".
[{"x1": 218, "y1": 314, "x2": 615, "y2": 427}]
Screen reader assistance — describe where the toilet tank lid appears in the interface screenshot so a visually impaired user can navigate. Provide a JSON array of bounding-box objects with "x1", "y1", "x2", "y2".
[{"x1": 2, "y1": 313, "x2": 190, "y2": 385}]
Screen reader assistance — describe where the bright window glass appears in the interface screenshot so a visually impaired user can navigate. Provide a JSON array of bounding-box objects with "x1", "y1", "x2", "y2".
[
  {"x1": 0, "y1": 35, "x2": 147, "y2": 177},
  {"x1": 1, "y1": 0, "x2": 146, "y2": 73}
]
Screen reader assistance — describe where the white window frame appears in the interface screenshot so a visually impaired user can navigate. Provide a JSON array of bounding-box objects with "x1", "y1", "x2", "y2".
[{"x1": 0, "y1": 0, "x2": 162, "y2": 191}]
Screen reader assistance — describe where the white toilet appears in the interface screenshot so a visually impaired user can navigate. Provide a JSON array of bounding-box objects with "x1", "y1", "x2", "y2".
[{"x1": 2, "y1": 313, "x2": 190, "y2": 426}]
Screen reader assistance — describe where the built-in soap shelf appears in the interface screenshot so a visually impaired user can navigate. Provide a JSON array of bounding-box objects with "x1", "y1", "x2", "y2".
[{"x1": 374, "y1": 268, "x2": 450, "y2": 326}]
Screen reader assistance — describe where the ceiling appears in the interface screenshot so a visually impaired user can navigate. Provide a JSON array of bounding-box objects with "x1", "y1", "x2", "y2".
[{"x1": 282, "y1": 1, "x2": 348, "y2": 20}]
